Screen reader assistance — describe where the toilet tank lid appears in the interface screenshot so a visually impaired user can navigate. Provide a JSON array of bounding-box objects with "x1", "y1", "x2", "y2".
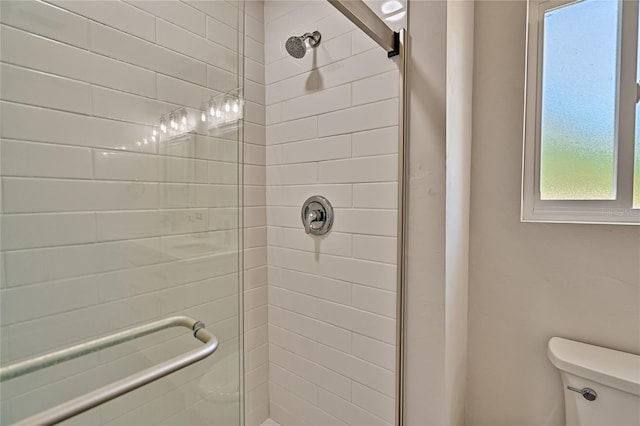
[{"x1": 548, "y1": 337, "x2": 640, "y2": 397}]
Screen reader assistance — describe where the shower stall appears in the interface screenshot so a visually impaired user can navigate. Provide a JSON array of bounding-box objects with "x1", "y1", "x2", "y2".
[{"x1": 0, "y1": 1, "x2": 407, "y2": 425}]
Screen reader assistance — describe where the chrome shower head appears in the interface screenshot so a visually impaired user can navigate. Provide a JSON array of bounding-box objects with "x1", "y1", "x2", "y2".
[{"x1": 285, "y1": 31, "x2": 321, "y2": 59}]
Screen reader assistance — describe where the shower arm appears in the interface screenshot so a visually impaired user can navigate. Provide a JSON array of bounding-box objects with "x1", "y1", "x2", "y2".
[{"x1": 1, "y1": 316, "x2": 219, "y2": 426}]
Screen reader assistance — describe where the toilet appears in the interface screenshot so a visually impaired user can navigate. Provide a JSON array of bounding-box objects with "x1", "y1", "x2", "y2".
[{"x1": 548, "y1": 337, "x2": 640, "y2": 426}]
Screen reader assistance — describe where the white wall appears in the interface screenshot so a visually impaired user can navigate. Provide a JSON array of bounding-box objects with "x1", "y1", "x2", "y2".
[
  {"x1": 0, "y1": 1, "x2": 253, "y2": 424},
  {"x1": 403, "y1": 1, "x2": 448, "y2": 424},
  {"x1": 264, "y1": 1, "x2": 400, "y2": 424},
  {"x1": 467, "y1": 1, "x2": 640, "y2": 425}
]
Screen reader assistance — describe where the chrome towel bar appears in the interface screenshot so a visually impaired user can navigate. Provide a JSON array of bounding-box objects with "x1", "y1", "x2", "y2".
[{"x1": 1, "y1": 316, "x2": 219, "y2": 426}]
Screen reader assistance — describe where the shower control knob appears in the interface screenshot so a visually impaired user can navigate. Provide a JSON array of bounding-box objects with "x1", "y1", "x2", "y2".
[
  {"x1": 567, "y1": 386, "x2": 597, "y2": 401},
  {"x1": 301, "y1": 196, "x2": 333, "y2": 236}
]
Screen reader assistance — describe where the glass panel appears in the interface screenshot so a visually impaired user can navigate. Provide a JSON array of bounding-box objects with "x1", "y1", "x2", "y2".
[
  {"x1": 540, "y1": 0, "x2": 619, "y2": 200},
  {"x1": 0, "y1": 0, "x2": 244, "y2": 424},
  {"x1": 635, "y1": 1, "x2": 640, "y2": 209}
]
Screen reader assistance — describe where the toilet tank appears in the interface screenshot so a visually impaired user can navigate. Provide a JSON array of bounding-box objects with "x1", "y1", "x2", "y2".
[{"x1": 548, "y1": 337, "x2": 640, "y2": 426}]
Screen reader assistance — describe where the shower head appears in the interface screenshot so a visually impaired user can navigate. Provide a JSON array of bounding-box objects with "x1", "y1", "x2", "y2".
[{"x1": 285, "y1": 31, "x2": 321, "y2": 59}]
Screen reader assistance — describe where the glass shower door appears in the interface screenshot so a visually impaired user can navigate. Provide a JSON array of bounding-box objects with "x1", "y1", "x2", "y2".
[{"x1": 0, "y1": 1, "x2": 245, "y2": 424}]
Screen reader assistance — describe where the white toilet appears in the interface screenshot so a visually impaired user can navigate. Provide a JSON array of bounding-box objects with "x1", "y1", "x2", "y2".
[{"x1": 548, "y1": 337, "x2": 640, "y2": 426}]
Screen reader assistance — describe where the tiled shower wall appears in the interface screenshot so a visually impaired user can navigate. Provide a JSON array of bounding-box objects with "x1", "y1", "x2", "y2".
[
  {"x1": 264, "y1": 2, "x2": 400, "y2": 425},
  {"x1": 242, "y1": 1, "x2": 269, "y2": 426},
  {"x1": 0, "y1": 0, "x2": 267, "y2": 424}
]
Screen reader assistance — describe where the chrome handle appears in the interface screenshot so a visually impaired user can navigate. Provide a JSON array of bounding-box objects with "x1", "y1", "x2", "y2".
[
  {"x1": 567, "y1": 386, "x2": 597, "y2": 401},
  {"x1": 304, "y1": 209, "x2": 323, "y2": 234},
  {"x1": 2, "y1": 316, "x2": 219, "y2": 426},
  {"x1": 301, "y1": 196, "x2": 333, "y2": 236}
]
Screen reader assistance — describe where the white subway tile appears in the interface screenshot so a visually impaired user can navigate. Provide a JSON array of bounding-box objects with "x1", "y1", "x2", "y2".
[
  {"x1": 269, "y1": 267, "x2": 351, "y2": 305},
  {"x1": 1, "y1": 25, "x2": 156, "y2": 97},
  {"x1": 0, "y1": 276, "x2": 98, "y2": 325},
  {"x1": 245, "y1": 36, "x2": 265, "y2": 64},
  {"x1": 2, "y1": 178, "x2": 159, "y2": 213},
  {"x1": 319, "y1": 253, "x2": 396, "y2": 291},
  {"x1": 184, "y1": 0, "x2": 239, "y2": 29},
  {"x1": 353, "y1": 182, "x2": 398, "y2": 209},
  {"x1": 352, "y1": 29, "x2": 379, "y2": 55},
  {"x1": 208, "y1": 207, "x2": 240, "y2": 231},
  {"x1": 91, "y1": 86, "x2": 176, "y2": 126},
  {"x1": 322, "y1": 48, "x2": 398, "y2": 89},
  {"x1": 244, "y1": 207, "x2": 266, "y2": 228},
  {"x1": 266, "y1": 183, "x2": 352, "y2": 207},
  {"x1": 280, "y1": 134, "x2": 351, "y2": 164},
  {"x1": 245, "y1": 185, "x2": 267, "y2": 207},
  {"x1": 245, "y1": 165, "x2": 266, "y2": 185},
  {"x1": 315, "y1": 12, "x2": 357, "y2": 43},
  {"x1": 269, "y1": 305, "x2": 350, "y2": 352},
  {"x1": 352, "y1": 382, "x2": 395, "y2": 424},
  {"x1": 4, "y1": 238, "x2": 174, "y2": 287},
  {"x1": 48, "y1": 0, "x2": 155, "y2": 42},
  {"x1": 96, "y1": 209, "x2": 209, "y2": 241},
  {"x1": 319, "y1": 388, "x2": 391, "y2": 426},
  {"x1": 318, "y1": 155, "x2": 398, "y2": 184},
  {"x1": 206, "y1": 16, "x2": 238, "y2": 51},
  {"x1": 156, "y1": 19, "x2": 237, "y2": 73},
  {"x1": 1, "y1": 102, "x2": 157, "y2": 153},
  {"x1": 207, "y1": 66, "x2": 239, "y2": 95},
  {"x1": 245, "y1": 122, "x2": 266, "y2": 145},
  {"x1": 245, "y1": 0, "x2": 264, "y2": 23},
  {"x1": 281, "y1": 85, "x2": 351, "y2": 122},
  {"x1": 90, "y1": 22, "x2": 206, "y2": 85},
  {"x1": 157, "y1": 74, "x2": 216, "y2": 110},
  {"x1": 1, "y1": 212, "x2": 96, "y2": 250},
  {"x1": 318, "y1": 98, "x2": 399, "y2": 137},
  {"x1": 269, "y1": 344, "x2": 351, "y2": 400},
  {"x1": 246, "y1": 57, "x2": 265, "y2": 85},
  {"x1": 1, "y1": 64, "x2": 91, "y2": 114},
  {"x1": 245, "y1": 247, "x2": 267, "y2": 270},
  {"x1": 352, "y1": 334, "x2": 396, "y2": 371},
  {"x1": 245, "y1": 265, "x2": 267, "y2": 289},
  {"x1": 208, "y1": 160, "x2": 238, "y2": 184},
  {"x1": 265, "y1": 103, "x2": 282, "y2": 125},
  {"x1": 352, "y1": 71, "x2": 399, "y2": 106},
  {"x1": 0, "y1": 140, "x2": 93, "y2": 179},
  {"x1": 245, "y1": 143, "x2": 266, "y2": 166},
  {"x1": 245, "y1": 14, "x2": 264, "y2": 45},
  {"x1": 333, "y1": 208, "x2": 397, "y2": 237},
  {"x1": 245, "y1": 286, "x2": 267, "y2": 312},
  {"x1": 353, "y1": 234, "x2": 397, "y2": 264},
  {"x1": 245, "y1": 79, "x2": 265, "y2": 105},
  {"x1": 270, "y1": 363, "x2": 318, "y2": 404},
  {"x1": 271, "y1": 382, "x2": 347, "y2": 425},
  {"x1": 313, "y1": 343, "x2": 395, "y2": 397},
  {"x1": 352, "y1": 284, "x2": 396, "y2": 318},
  {"x1": 352, "y1": 126, "x2": 398, "y2": 157},
  {"x1": 267, "y1": 163, "x2": 317, "y2": 185},
  {"x1": 266, "y1": 70, "x2": 318, "y2": 104},
  {"x1": 94, "y1": 150, "x2": 159, "y2": 182},
  {"x1": 267, "y1": 110, "x2": 317, "y2": 145},
  {"x1": 316, "y1": 299, "x2": 395, "y2": 344},
  {"x1": 127, "y1": 0, "x2": 206, "y2": 36},
  {"x1": 0, "y1": 0, "x2": 89, "y2": 48},
  {"x1": 269, "y1": 286, "x2": 318, "y2": 318},
  {"x1": 246, "y1": 101, "x2": 266, "y2": 125},
  {"x1": 275, "y1": 228, "x2": 351, "y2": 257}
]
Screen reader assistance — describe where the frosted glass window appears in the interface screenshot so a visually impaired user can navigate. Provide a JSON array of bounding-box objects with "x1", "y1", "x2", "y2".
[{"x1": 540, "y1": 0, "x2": 619, "y2": 200}]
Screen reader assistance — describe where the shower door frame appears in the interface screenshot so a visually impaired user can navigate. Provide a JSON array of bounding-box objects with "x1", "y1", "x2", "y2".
[{"x1": 325, "y1": 3, "x2": 409, "y2": 425}]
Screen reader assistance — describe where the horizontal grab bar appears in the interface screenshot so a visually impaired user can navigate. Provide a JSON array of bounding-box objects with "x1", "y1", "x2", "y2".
[{"x1": 1, "y1": 316, "x2": 219, "y2": 426}]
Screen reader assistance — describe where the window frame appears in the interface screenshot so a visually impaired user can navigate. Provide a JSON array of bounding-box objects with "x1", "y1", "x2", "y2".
[{"x1": 522, "y1": 0, "x2": 640, "y2": 224}]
